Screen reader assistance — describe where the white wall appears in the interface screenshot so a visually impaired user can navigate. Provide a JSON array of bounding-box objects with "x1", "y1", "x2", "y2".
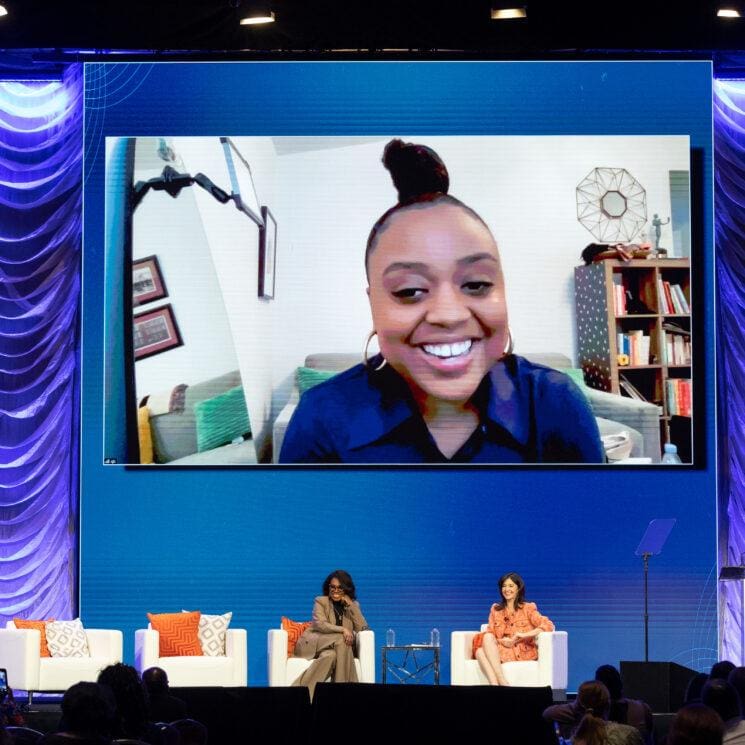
[
  {"x1": 269, "y1": 135, "x2": 690, "y2": 411},
  {"x1": 179, "y1": 136, "x2": 278, "y2": 460},
  {"x1": 131, "y1": 138, "x2": 241, "y2": 399}
]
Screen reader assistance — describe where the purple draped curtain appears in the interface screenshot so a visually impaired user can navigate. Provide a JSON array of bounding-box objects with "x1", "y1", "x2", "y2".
[
  {"x1": 714, "y1": 77, "x2": 745, "y2": 663},
  {"x1": 0, "y1": 64, "x2": 82, "y2": 622}
]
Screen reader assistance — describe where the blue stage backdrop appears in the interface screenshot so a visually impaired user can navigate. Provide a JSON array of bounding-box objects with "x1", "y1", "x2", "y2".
[{"x1": 81, "y1": 61, "x2": 716, "y2": 688}]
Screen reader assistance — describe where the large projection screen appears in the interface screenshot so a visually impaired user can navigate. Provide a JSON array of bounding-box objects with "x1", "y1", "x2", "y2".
[{"x1": 81, "y1": 61, "x2": 716, "y2": 687}]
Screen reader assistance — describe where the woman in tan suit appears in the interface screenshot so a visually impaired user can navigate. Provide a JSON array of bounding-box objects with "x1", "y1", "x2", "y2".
[{"x1": 292, "y1": 569, "x2": 368, "y2": 697}]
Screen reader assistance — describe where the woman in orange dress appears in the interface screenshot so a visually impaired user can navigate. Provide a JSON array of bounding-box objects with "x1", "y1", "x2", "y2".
[{"x1": 472, "y1": 572, "x2": 555, "y2": 686}]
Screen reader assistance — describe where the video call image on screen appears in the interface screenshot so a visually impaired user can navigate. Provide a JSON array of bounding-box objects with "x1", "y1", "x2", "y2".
[{"x1": 103, "y1": 134, "x2": 693, "y2": 467}]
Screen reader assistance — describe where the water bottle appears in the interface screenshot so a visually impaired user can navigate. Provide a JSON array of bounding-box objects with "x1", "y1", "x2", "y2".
[
  {"x1": 386, "y1": 628, "x2": 395, "y2": 647},
  {"x1": 430, "y1": 628, "x2": 440, "y2": 647},
  {"x1": 661, "y1": 442, "x2": 682, "y2": 464}
]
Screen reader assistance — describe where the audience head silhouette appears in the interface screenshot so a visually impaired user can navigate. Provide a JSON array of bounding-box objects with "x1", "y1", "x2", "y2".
[
  {"x1": 57, "y1": 681, "x2": 115, "y2": 741},
  {"x1": 711, "y1": 660, "x2": 736, "y2": 681},
  {"x1": 668, "y1": 702, "x2": 724, "y2": 745},
  {"x1": 594, "y1": 664, "x2": 624, "y2": 700},
  {"x1": 702, "y1": 677, "x2": 741, "y2": 723},
  {"x1": 142, "y1": 667, "x2": 170, "y2": 697},
  {"x1": 97, "y1": 663, "x2": 149, "y2": 739}
]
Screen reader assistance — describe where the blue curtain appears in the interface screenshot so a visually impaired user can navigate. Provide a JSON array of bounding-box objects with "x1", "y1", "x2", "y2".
[
  {"x1": 714, "y1": 76, "x2": 745, "y2": 663},
  {"x1": 0, "y1": 64, "x2": 82, "y2": 621}
]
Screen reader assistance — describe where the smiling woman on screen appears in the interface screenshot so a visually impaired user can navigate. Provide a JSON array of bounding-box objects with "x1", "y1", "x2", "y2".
[{"x1": 279, "y1": 139, "x2": 604, "y2": 464}]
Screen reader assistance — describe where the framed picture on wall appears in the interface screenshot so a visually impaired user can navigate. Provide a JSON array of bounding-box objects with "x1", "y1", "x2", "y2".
[
  {"x1": 221, "y1": 137, "x2": 264, "y2": 227},
  {"x1": 132, "y1": 255, "x2": 168, "y2": 306},
  {"x1": 133, "y1": 304, "x2": 183, "y2": 360},
  {"x1": 258, "y1": 205, "x2": 277, "y2": 299}
]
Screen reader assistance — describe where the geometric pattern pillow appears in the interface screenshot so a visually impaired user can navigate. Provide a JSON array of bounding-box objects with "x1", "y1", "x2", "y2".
[
  {"x1": 281, "y1": 616, "x2": 311, "y2": 656},
  {"x1": 13, "y1": 618, "x2": 55, "y2": 658},
  {"x1": 183, "y1": 611, "x2": 232, "y2": 657},
  {"x1": 147, "y1": 611, "x2": 203, "y2": 657},
  {"x1": 46, "y1": 619, "x2": 90, "y2": 658}
]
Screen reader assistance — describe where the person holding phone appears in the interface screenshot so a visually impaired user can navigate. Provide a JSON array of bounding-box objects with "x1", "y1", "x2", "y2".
[
  {"x1": 472, "y1": 572, "x2": 555, "y2": 686},
  {"x1": 291, "y1": 570, "x2": 368, "y2": 698},
  {"x1": 0, "y1": 669, "x2": 24, "y2": 728},
  {"x1": 279, "y1": 139, "x2": 604, "y2": 464}
]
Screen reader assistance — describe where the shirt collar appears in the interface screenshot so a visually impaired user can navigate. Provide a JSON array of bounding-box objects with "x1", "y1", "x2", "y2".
[{"x1": 345, "y1": 355, "x2": 530, "y2": 452}]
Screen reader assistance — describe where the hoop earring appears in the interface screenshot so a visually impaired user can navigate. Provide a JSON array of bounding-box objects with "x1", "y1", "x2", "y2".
[
  {"x1": 364, "y1": 330, "x2": 387, "y2": 371},
  {"x1": 502, "y1": 329, "x2": 514, "y2": 358}
]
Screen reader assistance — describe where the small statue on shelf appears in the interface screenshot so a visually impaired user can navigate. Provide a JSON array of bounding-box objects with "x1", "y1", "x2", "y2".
[{"x1": 651, "y1": 213, "x2": 670, "y2": 250}]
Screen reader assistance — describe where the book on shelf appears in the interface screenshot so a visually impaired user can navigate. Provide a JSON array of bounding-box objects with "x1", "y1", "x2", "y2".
[
  {"x1": 617, "y1": 330, "x2": 651, "y2": 365},
  {"x1": 665, "y1": 378, "x2": 692, "y2": 417},
  {"x1": 661, "y1": 324, "x2": 692, "y2": 365},
  {"x1": 613, "y1": 283, "x2": 626, "y2": 315},
  {"x1": 671, "y1": 283, "x2": 690, "y2": 313},
  {"x1": 659, "y1": 280, "x2": 689, "y2": 315}
]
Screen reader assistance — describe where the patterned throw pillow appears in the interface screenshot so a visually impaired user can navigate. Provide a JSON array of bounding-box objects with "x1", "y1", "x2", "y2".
[
  {"x1": 147, "y1": 611, "x2": 203, "y2": 657},
  {"x1": 46, "y1": 619, "x2": 90, "y2": 658},
  {"x1": 183, "y1": 610, "x2": 232, "y2": 656},
  {"x1": 281, "y1": 616, "x2": 311, "y2": 656},
  {"x1": 13, "y1": 618, "x2": 55, "y2": 657}
]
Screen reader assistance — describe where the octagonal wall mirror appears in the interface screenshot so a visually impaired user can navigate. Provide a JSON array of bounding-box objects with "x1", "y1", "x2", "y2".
[{"x1": 576, "y1": 167, "x2": 647, "y2": 242}]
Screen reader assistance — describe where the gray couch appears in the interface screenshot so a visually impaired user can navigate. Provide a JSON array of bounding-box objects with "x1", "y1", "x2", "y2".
[
  {"x1": 148, "y1": 369, "x2": 257, "y2": 466},
  {"x1": 272, "y1": 352, "x2": 662, "y2": 463}
]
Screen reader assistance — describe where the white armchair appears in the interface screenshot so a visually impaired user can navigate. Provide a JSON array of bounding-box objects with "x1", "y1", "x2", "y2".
[
  {"x1": 0, "y1": 623, "x2": 122, "y2": 702},
  {"x1": 450, "y1": 627, "x2": 568, "y2": 697},
  {"x1": 267, "y1": 628, "x2": 375, "y2": 686},
  {"x1": 134, "y1": 627, "x2": 247, "y2": 687}
]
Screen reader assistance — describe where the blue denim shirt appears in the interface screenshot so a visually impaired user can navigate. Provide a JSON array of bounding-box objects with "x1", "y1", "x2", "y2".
[{"x1": 279, "y1": 354, "x2": 604, "y2": 464}]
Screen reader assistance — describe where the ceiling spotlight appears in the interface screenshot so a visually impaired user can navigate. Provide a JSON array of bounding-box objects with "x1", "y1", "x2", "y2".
[
  {"x1": 240, "y1": 10, "x2": 275, "y2": 25},
  {"x1": 717, "y1": 7, "x2": 742, "y2": 17},
  {"x1": 490, "y1": 6, "x2": 527, "y2": 20},
  {"x1": 0, "y1": 5, "x2": 8, "y2": 17}
]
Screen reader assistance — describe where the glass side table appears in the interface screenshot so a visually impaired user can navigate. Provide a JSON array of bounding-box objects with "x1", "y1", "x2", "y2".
[{"x1": 382, "y1": 644, "x2": 441, "y2": 684}]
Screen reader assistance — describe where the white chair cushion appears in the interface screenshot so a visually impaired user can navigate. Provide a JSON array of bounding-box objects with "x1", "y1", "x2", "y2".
[
  {"x1": 157, "y1": 655, "x2": 236, "y2": 687},
  {"x1": 39, "y1": 657, "x2": 115, "y2": 690}
]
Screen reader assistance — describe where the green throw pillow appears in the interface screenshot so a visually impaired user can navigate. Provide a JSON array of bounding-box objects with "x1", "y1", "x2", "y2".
[
  {"x1": 194, "y1": 386, "x2": 251, "y2": 453},
  {"x1": 564, "y1": 368, "x2": 590, "y2": 400},
  {"x1": 296, "y1": 367, "x2": 338, "y2": 395}
]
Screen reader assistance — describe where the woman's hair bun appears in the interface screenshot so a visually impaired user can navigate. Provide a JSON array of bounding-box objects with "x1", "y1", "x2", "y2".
[{"x1": 382, "y1": 139, "x2": 449, "y2": 204}]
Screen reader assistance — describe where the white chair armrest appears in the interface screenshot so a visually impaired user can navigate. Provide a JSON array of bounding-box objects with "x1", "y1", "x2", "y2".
[
  {"x1": 134, "y1": 629, "x2": 160, "y2": 673},
  {"x1": 0, "y1": 629, "x2": 40, "y2": 691},
  {"x1": 225, "y1": 628, "x2": 247, "y2": 686},
  {"x1": 85, "y1": 629, "x2": 123, "y2": 662},
  {"x1": 450, "y1": 631, "x2": 478, "y2": 685},
  {"x1": 267, "y1": 629, "x2": 289, "y2": 686},
  {"x1": 356, "y1": 629, "x2": 375, "y2": 683},
  {"x1": 536, "y1": 631, "x2": 568, "y2": 691}
]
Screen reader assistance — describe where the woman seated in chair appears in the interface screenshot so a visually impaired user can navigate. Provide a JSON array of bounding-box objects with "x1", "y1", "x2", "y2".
[
  {"x1": 472, "y1": 572, "x2": 554, "y2": 686},
  {"x1": 292, "y1": 570, "x2": 369, "y2": 697}
]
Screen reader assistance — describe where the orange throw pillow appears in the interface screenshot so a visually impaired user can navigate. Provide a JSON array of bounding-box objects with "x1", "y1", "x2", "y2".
[
  {"x1": 13, "y1": 618, "x2": 54, "y2": 657},
  {"x1": 281, "y1": 616, "x2": 311, "y2": 656},
  {"x1": 147, "y1": 611, "x2": 203, "y2": 657}
]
